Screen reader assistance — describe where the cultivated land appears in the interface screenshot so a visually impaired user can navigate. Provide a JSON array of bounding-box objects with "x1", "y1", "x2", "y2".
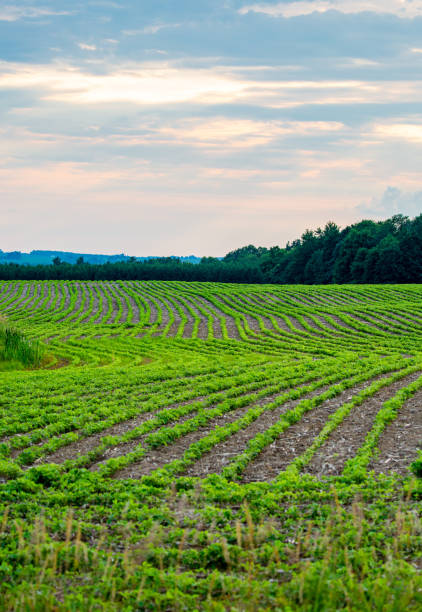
[{"x1": 1, "y1": 280, "x2": 422, "y2": 610}]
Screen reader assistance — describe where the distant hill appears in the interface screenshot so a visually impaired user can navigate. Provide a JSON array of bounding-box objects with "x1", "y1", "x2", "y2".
[{"x1": 0, "y1": 250, "x2": 201, "y2": 266}]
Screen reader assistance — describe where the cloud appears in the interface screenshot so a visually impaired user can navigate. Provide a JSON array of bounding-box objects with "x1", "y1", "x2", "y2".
[
  {"x1": 357, "y1": 186, "x2": 422, "y2": 217},
  {"x1": 1, "y1": 61, "x2": 422, "y2": 109},
  {"x1": 339, "y1": 57, "x2": 380, "y2": 67},
  {"x1": 145, "y1": 49, "x2": 168, "y2": 56},
  {"x1": 1, "y1": 3, "x2": 422, "y2": 255},
  {"x1": 156, "y1": 118, "x2": 344, "y2": 149},
  {"x1": 0, "y1": 62, "x2": 249, "y2": 106},
  {"x1": 88, "y1": 1, "x2": 123, "y2": 7},
  {"x1": 122, "y1": 23, "x2": 181, "y2": 36},
  {"x1": 239, "y1": 1, "x2": 422, "y2": 19},
  {"x1": 0, "y1": 6, "x2": 72, "y2": 21},
  {"x1": 373, "y1": 121, "x2": 422, "y2": 142},
  {"x1": 78, "y1": 43, "x2": 97, "y2": 51}
]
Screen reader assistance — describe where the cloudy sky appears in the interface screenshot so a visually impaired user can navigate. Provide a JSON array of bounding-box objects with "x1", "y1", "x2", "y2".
[{"x1": 1, "y1": 1, "x2": 422, "y2": 256}]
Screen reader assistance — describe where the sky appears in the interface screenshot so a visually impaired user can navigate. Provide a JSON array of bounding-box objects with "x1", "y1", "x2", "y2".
[{"x1": 1, "y1": 1, "x2": 422, "y2": 256}]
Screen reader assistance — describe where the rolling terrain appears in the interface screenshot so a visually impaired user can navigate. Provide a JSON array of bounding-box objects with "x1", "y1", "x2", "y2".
[{"x1": 0, "y1": 281, "x2": 422, "y2": 610}]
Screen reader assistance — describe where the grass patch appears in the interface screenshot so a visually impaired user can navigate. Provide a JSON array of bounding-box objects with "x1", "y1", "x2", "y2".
[{"x1": 0, "y1": 319, "x2": 44, "y2": 368}]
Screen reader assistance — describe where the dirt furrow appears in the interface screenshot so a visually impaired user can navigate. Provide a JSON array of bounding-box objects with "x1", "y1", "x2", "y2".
[
  {"x1": 36, "y1": 378, "x2": 277, "y2": 467},
  {"x1": 94, "y1": 382, "x2": 300, "y2": 471},
  {"x1": 329, "y1": 314, "x2": 359, "y2": 332},
  {"x1": 18, "y1": 283, "x2": 38, "y2": 312},
  {"x1": 165, "y1": 296, "x2": 195, "y2": 339},
  {"x1": 199, "y1": 297, "x2": 241, "y2": 340},
  {"x1": 302, "y1": 316, "x2": 329, "y2": 334},
  {"x1": 303, "y1": 371, "x2": 422, "y2": 478},
  {"x1": 116, "y1": 284, "x2": 141, "y2": 324},
  {"x1": 187, "y1": 376, "x2": 385, "y2": 480},
  {"x1": 369, "y1": 387, "x2": 422, "y2": 476},
  {"x1": 313, "y1": 314, "x2": 343, "y2": 333},
  {"x1": 0, "y1": 282, "x2": 13, "y2": 303},
  {"x1": 102, "y1": 285, "x2": 120, "y2": 324},
  {"x1": 240, "y1": 374, "x2": 401, "y2": 483},
  {"x1": 347, "y1": 313, "x2": 383, "y2": 331},
  {"x1": 32, "y1": 283, "x2": 49, "y2": 311},
  {"x1": 265, "y1": 293, "x2": 299, "y2": 309},
  {"x1": 0, "y1": 283, "x2": 20, "y2": 307},
  {"x1": 283, "y1": 291, "x2": 320, "y2": 308},
  {"x1": 35, "y1": 395, "x2": 208, "y2": 466},
  {"x1": 4, "y1": 284, "x2": 30, "y2": 311},
  {"x1": 241, "y1": 296, "x2": 282, "y2": 334},
  {"x1": 219, "y1": 296, "x2": 261, "y2": 335},
  {"x1": 232, "y1": 296, "x2": 274, "y2": 333},
  {"x1": 143, "y1": 294, "x2": 172, "y2": 335},
  {"x1": 115, "y1": 380, "x2": 333, "y2": 480},
  {"x1": 92, "y1": 284, "x2": 110, "y2": 323},
  {"x1": 82, "y1": 284, "x2": 101, "y2": 323},
  {"x1": 60, "y1": 283, "x2": 72, "y2": 313},
  {"x1": 194, "y1": 296, "x2": 224, "y2": 339},
  {"x1": 181, "y1": 296, "x2": 209, "y2": 340},
  {"x1": 44, "y1": 284, "x2": 58, "y2": 311}
]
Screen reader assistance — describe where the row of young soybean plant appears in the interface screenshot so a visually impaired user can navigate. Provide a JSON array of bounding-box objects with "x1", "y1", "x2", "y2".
[
  {"x1": 4, "y1": 351, "x2": 418, "y2": 485},
  {"x1": 0, "y1": 354, "x2": 298, "y2": 478},
  {"x1": 139, "y1": 280, "x2": 363, "y2": 358},
  {"x1": 161, "y1": 281, "x2": 421, "y2": 359},
  {"x1": 1, "y1": 374, "x2": 422, "y2": 608},
  {"x1": 2, "y1": 279, "x2": 422, "y2": 345},
  {"x1": 0, "y1": 281, "x2": 145, "y2": 366},
  {"x1": 0, "y1": 349, "x2": 387, "y2": 480},
  {"x1": 1, "y1": 281, "x2": 422, "y2": 369},
  {"x1": 14, "y1": 353, "x2": 411, "y2": 484},
  {"x1": 114, "y1": 354, "x2": 417, "y2": 487},
  {"x1": 1, "y1": 282, "x2": 422, "y2": 609}
]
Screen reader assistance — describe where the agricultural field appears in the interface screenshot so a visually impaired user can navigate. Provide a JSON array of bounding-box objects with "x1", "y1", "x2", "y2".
[{"x1": 1, "y1": 280, "x2": 422, "y2": 610}]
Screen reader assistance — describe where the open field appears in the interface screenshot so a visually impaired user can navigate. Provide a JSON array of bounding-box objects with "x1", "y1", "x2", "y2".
[{"x1": 1, "y1": 281, "x2": 422, "y2": 610}]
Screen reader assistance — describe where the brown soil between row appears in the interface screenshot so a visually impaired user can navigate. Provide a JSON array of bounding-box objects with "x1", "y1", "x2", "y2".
[
  {"x1": 369, "y1": 387, "x2": 422, "y2": 476},
  {"x1": 113, "y1": 378, "x2": 349, "y2": 480},
  {"x1": 303, "y1": 371, "x2": 422, "y2": 478},
  {"x1": 93, "y1": 380, "x2": 321, "y2": 473},
  {"x1": 188, "y1": 372, "x2": 395, "y2": 481},
  {"x1": 33, "y1": 378, "x2": 281, "y2": 466}
]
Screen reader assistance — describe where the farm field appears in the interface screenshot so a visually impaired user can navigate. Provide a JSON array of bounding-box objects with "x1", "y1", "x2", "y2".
[{"x1": 1, "y1": 280, "x2": 422, "y2": 610}]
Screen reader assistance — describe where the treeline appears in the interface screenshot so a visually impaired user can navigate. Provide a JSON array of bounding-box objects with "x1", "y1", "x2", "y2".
[
  {"x1": 1, "y1": 214, "x2": 421, "y2": 284},
  {"x1": 0, "y1": 257, "x2": 262, "y2": 283}
]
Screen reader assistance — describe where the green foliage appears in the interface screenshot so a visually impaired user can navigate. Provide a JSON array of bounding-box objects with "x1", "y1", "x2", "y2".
[
  {"x1": 410, "y1": 453, "x2": 422, "y2": 477},
  {"x1": 0, "y1": 321, "x2": 43, "y2": 367}
]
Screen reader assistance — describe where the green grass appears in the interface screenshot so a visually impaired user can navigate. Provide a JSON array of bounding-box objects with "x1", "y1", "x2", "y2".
[{"x1": 0, "y1": 320, "x2": 43, "y2": 368}]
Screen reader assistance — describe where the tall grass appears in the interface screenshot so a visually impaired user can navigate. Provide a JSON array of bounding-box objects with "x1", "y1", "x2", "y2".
[{"x1": 0, "y1": 320, "x2": 43, "y2": 367}]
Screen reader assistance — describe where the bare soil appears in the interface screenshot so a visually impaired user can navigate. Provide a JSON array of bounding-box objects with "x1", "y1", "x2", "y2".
[
  {"x1": 369, "y1": 387, "x2": 422, "y2": 476},
  {"x1": 82, "y1": 284, "x2": 102, "y2": 323},
  {"x1": 240, "y1": 373, "x2": 401, "y2": 483},
  {"x1": 116, "y1": 285, "x2": 141, "y2": 324},
  {"x1": 4, "y1": 284, "x2": 30, "y2": 312},
  {"x1": 114, "y1": 379, "x2": 333, "y2": 480},
  {"x1": 93, "y1": 283, "x2": 108, "y2": 324},
  {"x1": 303, "y1": 371, "x2": 422, "y2": 478},
  {"x1": 37, "y1": 382, "x2": 267, "y2": 467},
  {"x1": 199, "y1": 297, "x2": 241, "y2": 340}
]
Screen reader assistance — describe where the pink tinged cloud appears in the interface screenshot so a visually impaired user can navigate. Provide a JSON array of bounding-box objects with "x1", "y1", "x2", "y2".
[
  {"x1": 239, "y1": 1, "x2": 422, "y2": 19},
  {"x1": 1, "y1": 62, "x2": 422, "y2": 110}
]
